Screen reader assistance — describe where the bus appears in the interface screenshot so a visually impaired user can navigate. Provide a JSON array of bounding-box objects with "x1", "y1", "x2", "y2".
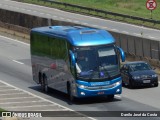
[{"x1": 30, "y1": 26, "x2": 125, "y2": 101}]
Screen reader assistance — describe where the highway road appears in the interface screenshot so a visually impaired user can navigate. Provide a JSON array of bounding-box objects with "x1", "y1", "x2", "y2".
[
  {"x1": 0, "y1": 35, "x2": 160, "y2": 120},
  {"x1": 0, "y1": 0, "x2": 160, "y2": 41}
]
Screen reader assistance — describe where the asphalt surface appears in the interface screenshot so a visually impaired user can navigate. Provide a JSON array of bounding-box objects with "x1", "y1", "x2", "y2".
[
  {"x1": 0, "y1": 0, "x2": 160, "y2": 41},
  {"x1": 0, "y1": 35, "x2": 160, "y2": 120}
]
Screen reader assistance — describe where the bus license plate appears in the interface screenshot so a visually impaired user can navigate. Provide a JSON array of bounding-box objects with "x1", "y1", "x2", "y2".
[
  {"x1": 98, "y1": 91, "x2": 104, "y2": 95},
  {"x1": 143, "y1": 80, "x2": 150, "y2": 83}
]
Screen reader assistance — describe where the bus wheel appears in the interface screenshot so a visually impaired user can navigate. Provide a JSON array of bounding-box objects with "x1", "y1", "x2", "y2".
[
  {"x1": 67, "y1": 83, "x2": 75, "y2": 102},
  {"x1": 107, "y1": 95, "x2": 114, "y2": 101},
  {"x1": 41, "y1": 75, "x2": 49, "y2": 93}
]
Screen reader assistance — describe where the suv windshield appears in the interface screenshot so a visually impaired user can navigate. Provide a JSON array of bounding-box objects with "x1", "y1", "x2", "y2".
[
  {"x1": 129, "y1": 63, "x2": 152, "y2": 72},
  {"x1": 74, "y1": 45, "x2": 120, "y2": 81}
]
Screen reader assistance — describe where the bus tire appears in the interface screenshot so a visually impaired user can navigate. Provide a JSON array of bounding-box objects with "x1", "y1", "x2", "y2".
[
  {"x1": 67, "y1": 83, "x2": 75, "y2": 102},
  {"x1": 41, "y1": 74, "x2": 49, "y2": 93}
]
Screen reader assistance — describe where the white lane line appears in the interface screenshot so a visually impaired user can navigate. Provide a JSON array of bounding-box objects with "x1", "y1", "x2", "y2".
[
  {"x1": 0, "y1": 97, "x2": 35, "y2": 100},
  {"x1": 0, "y1": 92, "x2": 26, "y2": 96},
  {"x1": 40, "y1": 12, "x2": 44, "y2": 15},
  {"x1": 111, "y1": 29, "x2": 119, "y2": 32},
  {"x1": 33, "y1": 10, "x2": 37, "y2": 13},
  {"x1": 122, "y1": 31, "x2": 129, "y2": 34},
  {"x1": 5, "y1": 104, "x2": 53, "y2": 109},
  {"x1": 101, "y1": 26, "x2": 109, "y2": 30},
  {"x1": 158, "y1": 82, "x2": 160, "y2": 84},
  {"x1": 53, "y1": 15, "x2": 58, "y2": 18},
  {"x1": 0, "y1": 35, "x2": 29, "y2": 46},
  {"x1": 91, "y1": 25, "x2": 98, "y2": 27},
  {"x1": 46, "y1": 13, "x2": 51, "y2": 16},
  {"x1": 149, "y1": 36, "x2": 156, "y2": 39},
  {"x1": 0, "y1": 89, "x2": 16, "y2": 92},
  {"x1": 133, "y1": 33, "x2": 141, "y2": 36},
  {"x1": 12, "y1": 60, "x2": 24, "y2": 65},
  {"x1": 21, "y1": 8, "x2": 26, "y2": 11},
  {"x1": 60, "y1": 17, "x2": 64, "y2": 20},
  {"x1": 0, "y1": 80, "x2": 96, "y2": 120},
  {"x1": 0, "y1": 100, "x2": 44, "y2": 105},
  {"x1": 66, "y1": 19, "x2": 72, "y2": 22},
  {"x1": 73, "y1": 20, "x2": 79, "y2": 23},
  {"x1": 82, "y1": 22, "x2": 89, "y2": 25}
]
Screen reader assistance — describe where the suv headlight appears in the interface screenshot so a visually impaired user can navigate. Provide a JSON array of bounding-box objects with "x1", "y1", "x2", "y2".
[
  {"x1": 133, "y1": 76, "x2": 140, "y2": 79},
  {"x1": 152, "y1": 74, "x2": 157, "y2": 78}
]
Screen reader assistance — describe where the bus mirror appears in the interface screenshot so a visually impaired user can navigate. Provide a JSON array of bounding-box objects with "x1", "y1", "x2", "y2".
[
  {"x1": 117, "y1": 46, "x2": 125, "y2": 62},
  {"x1": 50, "y1": 63, "x2": 56, "y2": 69},
  {"x1": 69, "y1": 50, "x2": 76, "y2": 65}
]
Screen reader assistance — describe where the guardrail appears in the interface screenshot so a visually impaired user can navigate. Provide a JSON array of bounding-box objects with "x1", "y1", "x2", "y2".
[{"x1": 29, "y1": 0, "x2": 160, "y2": 24}]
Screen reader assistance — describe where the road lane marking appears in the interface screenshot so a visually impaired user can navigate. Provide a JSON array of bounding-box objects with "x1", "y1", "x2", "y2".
[
  {"x1": 0, "y1": 96, "x2": 35, "y2": 100},
  {"x1": 0, "y1": 89, "x2": 17, "y2": 91},
  {"x1": 122, "y1": 31, "x2": 129, "y2": 34},
  {"x1": 0, "y1": 100, "x2": 44, "y2": 105},
  {"x1": 92, "y1": 23, "x2": 98, "y2": 27},
  {"x1": 73, "y1": 20, "x2": 79, "y2": 23},
  {"x1": 0, "y1": 35, "x2": 29, "y2": 46},
  {"x1": 0, "y1": 92, "x2": 26, "y2": 96},
  {"x1": 111, "y1": 29, "x2": 119, "y2": 32},
  {"x1": 133, "y1": 33, "x2": 141, "y2": 36},
  {"x1": 53, "y1": 15, "x2": 58, "y2": 18},
  {"x1": 101, "y1": 26, "x2": 109, "y2": 30},
  {"x1": 46, "y1": 13, "x2": 51, "y2": 16},
  {"x1": 149, "y1": 36, "x2": 156, "y2": 39},
  {"x1": 66, "y1": 19, "x2": 72, "y2": 22},
  {"x1": 0, "y1": 80, "x2": 96, "y2": 120},
  {"x1": 5, "y1": 104, "x2": 53, "y2": 109},
  {"x1": 33, "y1": 10, "x2": 37, "y2": 13},
  {"x1": 12, "y1": 60, "x2": 24, "y2": 65},
  {"x1": 40, "y1": 12, "x2": 44, "y2": 15},
  {"x1": 60, "y1": 17, "x2": 64, "y2": 20}
]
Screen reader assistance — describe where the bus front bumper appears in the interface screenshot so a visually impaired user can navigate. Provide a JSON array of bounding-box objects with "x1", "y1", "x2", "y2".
[{"x1": 75, "y1": 82, "x2": 122, "y2": 98}]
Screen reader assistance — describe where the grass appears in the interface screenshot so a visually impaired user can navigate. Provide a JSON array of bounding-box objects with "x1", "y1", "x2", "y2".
[
  {"x1": 0, "y1": 108, "x2": 6, "y2": 111},
  {"x1": 58, "y1": 0, "x2": 160, "y2": 20},
  {"x1": 13, "y1": 0, "x2": 160, "y2": 29}
]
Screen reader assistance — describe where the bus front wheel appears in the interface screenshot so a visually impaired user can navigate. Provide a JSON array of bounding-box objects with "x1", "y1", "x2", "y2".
[
  {"x1": 67, "y1": 83, "x2": 75, "y2": 102},
  {"x1": 41, "y1": 75, "x2": 49, "y2": 93}
]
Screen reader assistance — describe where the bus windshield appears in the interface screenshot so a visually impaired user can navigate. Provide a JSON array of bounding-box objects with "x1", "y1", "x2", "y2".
[{"x1": 74, "y1": 45, "x2": 120, "y2": 81}]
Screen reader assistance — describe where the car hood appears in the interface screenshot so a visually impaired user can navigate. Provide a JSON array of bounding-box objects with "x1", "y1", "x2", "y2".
[{"x1": 130, "y1": 70, "x2": 155, "y2": 76}]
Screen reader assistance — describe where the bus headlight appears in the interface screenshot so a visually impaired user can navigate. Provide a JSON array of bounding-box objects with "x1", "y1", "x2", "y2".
[
  {"x1": 114, "y1": 81, "x2": 121, "y2": 86},
  {"x1": 77, "y1": 84, "x2": 87, "y2": 89}
]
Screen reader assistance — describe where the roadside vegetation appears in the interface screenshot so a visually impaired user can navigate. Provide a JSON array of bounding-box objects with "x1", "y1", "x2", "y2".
[
  {"x1": 13, "y1": 0, "x2": 160, "y2": 29},
  {"x1": 0, "y1": 108, "x2": 5, "y2": 111}
]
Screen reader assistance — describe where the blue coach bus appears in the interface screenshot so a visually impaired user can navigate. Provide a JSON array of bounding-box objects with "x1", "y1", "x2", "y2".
[{"x1": 30, "y1": 26, "x2": 125, "y2": 101}]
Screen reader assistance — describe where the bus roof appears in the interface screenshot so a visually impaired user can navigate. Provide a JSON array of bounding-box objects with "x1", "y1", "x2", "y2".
[{"x1": 31, "y1": 26, "x2": 115, "y2": 46}]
